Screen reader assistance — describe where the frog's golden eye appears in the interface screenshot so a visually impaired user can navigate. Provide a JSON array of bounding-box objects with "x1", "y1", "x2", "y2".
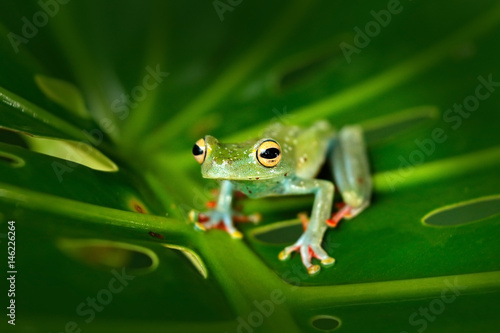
[
  {"x1": 256, "y1": 140, "x2": 281, "y2": 168},
  {"x1": 192, "y1": 138, "x2": 207, "y2": 164}
]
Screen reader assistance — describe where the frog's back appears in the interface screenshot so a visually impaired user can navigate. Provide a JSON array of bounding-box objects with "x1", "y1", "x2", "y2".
[{"x1": 263, "y1": 121, "x2": 334, "y2": 179}]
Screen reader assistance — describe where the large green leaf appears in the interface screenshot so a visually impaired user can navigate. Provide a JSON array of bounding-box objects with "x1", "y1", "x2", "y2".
[{"x1": 1, "y1": 1, "x2": 499, "y2": 332}]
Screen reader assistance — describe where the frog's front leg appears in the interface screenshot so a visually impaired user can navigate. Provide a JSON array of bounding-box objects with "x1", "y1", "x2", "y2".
[
  {"x1": 190, "y1": 180, "x2": 246, "y2": 239},
  {"x1": 278, "y1": 178, "x2": 336, "y2": 275}
]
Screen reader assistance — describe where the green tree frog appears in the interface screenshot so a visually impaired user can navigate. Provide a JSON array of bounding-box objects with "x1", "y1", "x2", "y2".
[{"x1": 191, "y1": 121, "x2": 372, "y2": 275}]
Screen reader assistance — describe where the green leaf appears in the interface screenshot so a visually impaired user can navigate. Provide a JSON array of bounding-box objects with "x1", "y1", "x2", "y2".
[
  {"x1": 24, "y1": 135, "x2": 118, "y2": 172},
  {"x1": 34, "y1": 74, "x2": 91, "y2": 119}
]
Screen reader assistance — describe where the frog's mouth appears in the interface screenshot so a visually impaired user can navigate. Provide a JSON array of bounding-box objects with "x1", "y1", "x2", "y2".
[
  {"x1": 202, "y1": 175, "x2": 277, "y2": 181},
  {"x1": 201, "y1": 166, "x2": 286, "y2": 181}
]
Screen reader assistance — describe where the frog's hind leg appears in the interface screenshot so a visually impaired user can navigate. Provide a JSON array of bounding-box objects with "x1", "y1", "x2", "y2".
[{"x1": 328, "y1": 125, "x2": 372, "y2": 227}]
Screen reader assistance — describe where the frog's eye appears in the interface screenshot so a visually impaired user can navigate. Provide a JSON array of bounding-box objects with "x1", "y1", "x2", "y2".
[
  {"x1": 192, "y1": 138, "x2": 207, "y2": 164},
  {"x1": 256, "y1": 140, "x2": 281, "y2": 168}
]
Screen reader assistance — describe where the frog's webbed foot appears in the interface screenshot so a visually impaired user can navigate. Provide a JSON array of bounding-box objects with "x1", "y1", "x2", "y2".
[
  {"x1": 189, "y1": 209, "x2": 261, "y2": 239},
  {"x1": 278, "y1": 233, "x2": 335, "y2": 275},
  {"x1": 189, "y1": 209, "x2": 242, "y2": 239}
]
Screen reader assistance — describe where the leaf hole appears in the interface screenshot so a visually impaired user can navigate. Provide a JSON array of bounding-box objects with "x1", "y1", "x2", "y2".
[
  {"x1": 311, "y1": 315, "x2": 341, "y2": 332},
  {"x1": 57, "y1": 239, "x2": 158, "y2": 274},
  {"x1": 423, "y1": 195, "x2": 500, "y2": 226},
  {"x1": 0, "y1": 151, "x2": 25, "y2": 168}
]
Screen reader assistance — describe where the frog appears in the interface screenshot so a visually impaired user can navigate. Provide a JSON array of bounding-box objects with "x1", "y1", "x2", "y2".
[{"x1": 190, "y1": 120, "x2": 372, "y2": 275}]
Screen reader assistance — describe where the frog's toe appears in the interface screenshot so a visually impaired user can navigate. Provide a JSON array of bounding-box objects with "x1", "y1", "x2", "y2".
[
  {"x1": 278, "y1": 244, "x2": 299, "y2": 261},
  {"x1": 194, "y1": 222, "x2": 206, "y2": 232},
  {"x1": 188, "y1": 210, "x2": 197, "y2": 222},
  {"x1": 310, "y1": 244, "x2": 336, "y2": 267},
  {"x1": 300, "y1": 244, "x2": 314, "y2": 269},
  {"x1": 280, "y1": 239, "x2": 335, "y2": 275},
  {"x1": 191, "y1": 210, "x2": 222, "y2": 229},
  {"x1": 248, "y1": 212, "x2": 262, "y2": 224},
  {"x1": 190, "y1": 211, "x2": 208, "y2": 232},
  {"x1": 300, "y1": 243, "x2": 323, "y2": 275},
  {"x1": 230, "y1": 230, "x2": 243, "y2": 239},
  {"x1": 221, "y1": 215, "x2": 244, "y2": 239},
  {"x1": 320, "y1": 257, "x2": 336, "y2": 267},
  {"x1": 307, "y1": 264, "x2": 321, "y2": 275},
  {"x1": 233, "y1": 212, "x2": 262, "y2": 224}
]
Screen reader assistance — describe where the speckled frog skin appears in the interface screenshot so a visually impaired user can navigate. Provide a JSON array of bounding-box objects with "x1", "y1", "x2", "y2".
[{"x1": 192, "y1": 121, "x2": 372, "y2": 275}]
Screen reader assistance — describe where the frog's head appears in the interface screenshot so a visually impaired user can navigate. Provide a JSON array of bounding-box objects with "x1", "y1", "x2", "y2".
[{"x1": 192, "y1": 135, "x2": 292, "y2": 180}]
